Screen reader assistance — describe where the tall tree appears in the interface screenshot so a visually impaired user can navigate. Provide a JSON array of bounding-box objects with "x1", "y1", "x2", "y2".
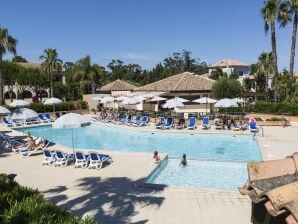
[
  {"x1": 256, "y1": 52, "x2": 274, "y2": 92},
  {"x1": 40, "y1": 48, "x2": 63, "y2": 97},
  {"x1": 289, "y1": 0, "x2": 298, "y2": 76},
  {"x1": 0, "y1": 27, "x2": 17, "y2": 104},
  {"x1": 12, "y1": 55, "x2": 27, "y2": 63},
  {"x1": 65, "y1": 56, "x2": 106, "y2": 94},
  {"x1": 2, "y1": 61, "x2": 21, "y2": 102},
  {"x1": 261, "y1": 0, "x2": 280, "y2": 81},
  {"x1": 279, "y1": 0, "x2": 298, "y2": 75}
]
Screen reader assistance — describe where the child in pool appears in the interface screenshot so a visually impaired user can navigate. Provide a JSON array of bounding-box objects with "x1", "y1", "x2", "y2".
[
  {"x1": 180, "y1": 154, "x2": 187, "y2": 166},
  {"x1": 153, "y1": 151, "x2": 161, "y2": 164}
]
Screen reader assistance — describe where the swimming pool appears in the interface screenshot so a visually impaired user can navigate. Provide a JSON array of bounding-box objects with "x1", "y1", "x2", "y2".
[
  {"x1": 19, "y1": 124, "x2": 262, "y2": 161},
  {"x1": 146, "y1": 159, "x2": 248, "y2": 190},
  {"x1": 19, "y1": 124, "x2": 261, "y2": 190}
]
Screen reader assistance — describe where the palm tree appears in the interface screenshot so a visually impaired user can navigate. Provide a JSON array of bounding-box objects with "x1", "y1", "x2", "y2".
[
  {"x1": 257, "y1": 52, "x2": 274, "y2": 92},
  {"x1": 68, "y1": 55, "x2": 105, "y2": 94},
  {"x1": 0, "y1": 27, "x2": 17, "y2": 105},
  {"x1": 286, "y1": 0, "x2": 298, "y2": 76},
  {"x1": 261, "y1": 0, "x2": 280, "y2": 80},
  {"x1": 40, "y1": 48, "x2": 63, "y2": 97}
]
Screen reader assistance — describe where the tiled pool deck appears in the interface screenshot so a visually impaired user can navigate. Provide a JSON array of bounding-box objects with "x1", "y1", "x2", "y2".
[{"x1": 1, "y1": 120, "x2": 297, "y2": 223}]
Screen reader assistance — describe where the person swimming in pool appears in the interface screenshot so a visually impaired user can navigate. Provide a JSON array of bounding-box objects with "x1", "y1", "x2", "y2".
[
  {"x1": 153, "y1": 151, "x2": 161, "y2": 164},
  {"x1": 180, "y1": 154, "x2": 187, "y2": 166}
]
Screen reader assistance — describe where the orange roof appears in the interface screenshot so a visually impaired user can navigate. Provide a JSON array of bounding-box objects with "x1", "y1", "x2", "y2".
[
  {"x1": 239, "y1": 153, "x2": 298, "y2": 224},
  {"x1": 97, "y1": 79, "x2": 137, "y2": 92},
  {"x1": 209, "y1": 59, "x2": 250, "y2": 68}
]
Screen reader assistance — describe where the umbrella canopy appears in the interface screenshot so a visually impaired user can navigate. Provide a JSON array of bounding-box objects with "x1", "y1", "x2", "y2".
[
  {"x1": 149, "y1": 96, "x2": 167, "y2": 102},
  {"x1": 11, "y1": 108, "x2": 38, "y2": 120},
  {"x1": 193, "y1": 97, "x2": 217, "y2": 104},
  {"x1": 100, "y1": 96, "x2": 115, "y2": 103},
  {"x1": 92, "y1": 96, "x2": 103, "y2": 101},
  {"x1": 116, "y1": 96, "x2": 128, "y2": 101},
  {"x1": 175, "y1": 97, "x2": 189, "y2": 103},
  {"x1": 44, "y1": 97, "x2": 62, "y2": 105},
  {"x1": 162, "y1": 99, "x2": 185, "y2": 109},
  {"x1": 0, "y1": 106, "x2": 11, "y2": 115},
  {"x1": 214, "y1": 98, "x2": 238, "y2": 108},
  {"x1": 233, "y1": 98, "x2": 245, "y2": 103},
  {"x1": 134, "y1": 95, "x2": 145, "y2": 102},
  {"x1": 52, "y1": 113, "x2": 91, "y2": 129},
  {"x1": 121, "y1": 97, "x2": 140, "y2": 105},
  {"x1": 10, "y1": 100, "x2": 29, "y2": 107},
  {"x1": 52, "y1": 113, "x2": 91, "y2": 153}
]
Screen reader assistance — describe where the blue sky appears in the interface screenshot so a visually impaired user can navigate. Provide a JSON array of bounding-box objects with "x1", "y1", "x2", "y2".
[{"x1": 0, "y1": 0, "x2": 295, "y2": 71}]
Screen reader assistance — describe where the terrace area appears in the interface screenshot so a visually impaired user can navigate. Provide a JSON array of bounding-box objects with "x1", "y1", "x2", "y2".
[{"x1": 1, "y1": 121, "x2": 298, "y2": 223}]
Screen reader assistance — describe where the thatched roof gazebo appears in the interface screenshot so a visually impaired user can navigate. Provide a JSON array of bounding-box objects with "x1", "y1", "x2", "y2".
[
  {"x1": 135, "y1": 72, "x2": 215, "y2": 93},
  {"x1": 97, "y1": 79, "x2": 137, "y2": 93}
]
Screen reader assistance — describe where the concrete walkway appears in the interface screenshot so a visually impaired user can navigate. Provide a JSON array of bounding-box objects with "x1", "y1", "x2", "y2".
[{"x1": 1, "y1": 122, "x2": 298, "y2": 223}]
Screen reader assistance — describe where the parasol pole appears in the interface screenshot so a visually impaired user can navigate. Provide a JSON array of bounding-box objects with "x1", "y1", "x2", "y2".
[{"x1": 72, "y1": 128, "x2": 75, "y2": 154}]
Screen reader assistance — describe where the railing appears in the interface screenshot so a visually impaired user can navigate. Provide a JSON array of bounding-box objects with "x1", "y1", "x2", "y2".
[{"x1": 259, "y1": 126, "x2": 264, "y2": 137}]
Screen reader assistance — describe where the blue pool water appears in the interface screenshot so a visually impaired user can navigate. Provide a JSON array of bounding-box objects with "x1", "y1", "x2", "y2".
[
  {"x1": 19, "y1": 124, "x2": 261, "y2": 190},
  {"x1": 146, "y1": 159, "x2": 248, "y2": 190},
  {"x1": 19, "y1": 124, "x2": 262, "y2": 161}
]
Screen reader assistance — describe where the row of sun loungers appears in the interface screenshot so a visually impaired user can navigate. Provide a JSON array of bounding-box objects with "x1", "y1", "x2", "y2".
[
  {"x1": 91, "y1": 114, "x2": 149, "y2": 127},
  {"x1": 155, "y1": 117, "x2": 197, "y2": 130},
  {"x1": 2, "y1": 112, "x2": 67, "y2": 127},
  {"x1": 42, "y1": 150, "x2": 112, "y2": 169},
  {"x1": 155, "y1": 116, "x2": 258, "y2": 132},
  {"x1": 3, "y1": 131, "x2": 112, "y2": 170}
]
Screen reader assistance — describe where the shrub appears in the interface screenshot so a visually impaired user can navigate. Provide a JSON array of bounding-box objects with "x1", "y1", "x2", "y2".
[
  {"x1": 219, "y1": 101, "x2": 298, "y2": 116},
  {"x1": 4, "y1": 101, "x2": 89, "y2": 113},
  {"x1": 0, "y1": 174, "x2": 96, "y2": 224}
]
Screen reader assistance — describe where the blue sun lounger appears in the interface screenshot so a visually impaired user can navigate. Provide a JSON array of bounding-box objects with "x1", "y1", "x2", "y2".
[
  {"x1": 187, "y1": 117, "x2": 197, "y2": 129},
  {"x1": 139, "y1": 116, "x2": 149, "y2": 126},
  {"x1": 201, "y1": 116, "x2": 210, "y2": 129},
  {"x1": 164, "y1": 117, "x2": 173, "y2": 129},
  {"x1": 128, "y1": 115, "x2": 141, "y2": 126},
  {"x1": 88, "y1": 152, "x2": 103, "y2": 169},
  {"x1": 89, "y1": 152, "x2": 112, "y2": 169},
  {"x1": 54, "y1": 150, "x2": 74, "y2": 167},
  {"x1": 55, "y1": 112, "x2": 60, "y2": 119},
  {"x1": 2, "y1": 117, "x2": 13, "y2": 127},
  {"x1": 249, "y1": 121, "x2": 258, "y2": 133},
  {"x1": 42, "y1": 148, "x2": 56, "y2": 166},
  {"x1": 45, "y1": 113, "x2": 54, "y2": 122},
  {"x1": 155, "y1": 117, "x2": 165, "y2": 129},
  {"x1": 115, "y1": 114, "x2": 127, "y2": 125},
  {"x1": 74, "y1": 151, "x2": 90, "y2": 168},
  {"x1": 39, "y1": 114, "x2": 49, "y2": 123}
]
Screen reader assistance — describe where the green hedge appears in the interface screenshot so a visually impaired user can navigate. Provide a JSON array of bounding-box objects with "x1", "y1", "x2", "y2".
[
  {"x1": 220, "y1": 101, "x2": 298, "y2": 115},
  {"x1": 0, "y1": 174, "x2": 96, "y2": 224},
  {"x1": 5, "y1": 100, "x2": 88, "y2": 113}
]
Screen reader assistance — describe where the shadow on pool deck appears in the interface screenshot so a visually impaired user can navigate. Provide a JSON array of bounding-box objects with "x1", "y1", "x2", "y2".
[{"x1": 43, "y1": 176, "x2": 165, "y2": 223}]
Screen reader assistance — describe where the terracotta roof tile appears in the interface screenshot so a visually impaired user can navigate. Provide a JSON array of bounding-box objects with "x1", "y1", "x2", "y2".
[
  {"x1": 210, "y1": 59, "x2": 250, "y2": 68},
  {"x1": 98, "y1": 79, "x2": 137, "y2": 92},
  {"x1": 240, "y1": 153, "x2": 298, "y2": 224},
  {"x1": 135, "y1": 72, "x2": 214, "y2": 92}
]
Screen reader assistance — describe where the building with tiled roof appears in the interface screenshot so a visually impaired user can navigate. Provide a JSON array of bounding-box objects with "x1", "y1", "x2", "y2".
[
  {"x1": 209, "y1": 59, "x2": 251, "y2": 83},
  {"x1": 97, "y1": 79, "x2": 137, "y2": 93}
]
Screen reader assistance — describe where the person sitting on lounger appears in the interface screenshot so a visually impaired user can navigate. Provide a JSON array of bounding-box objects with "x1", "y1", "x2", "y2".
[
  {"x1": 18, "y1": 133, "x2": 35, "y2": 150},
  {"x1": 176, "y1": 118, "x2": 186, "y2": 129},
  {"x1": 179, "y1": 154, "x2": 187, "y2": 166},
  {"x1": 153, "y1": 151, "x2": 161, "y2": 164}
]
